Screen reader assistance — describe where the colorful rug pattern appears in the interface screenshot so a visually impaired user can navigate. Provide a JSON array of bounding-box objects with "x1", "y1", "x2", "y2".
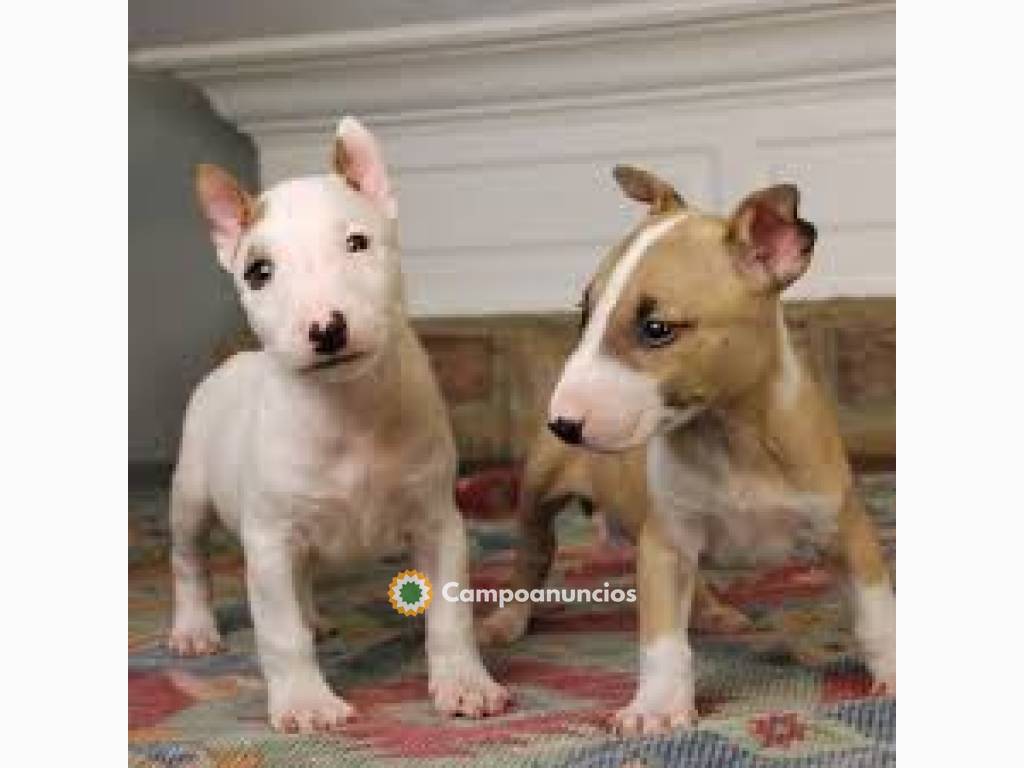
[{"x1": 129, "y1": 472, "x2": 895, "y2": 767}]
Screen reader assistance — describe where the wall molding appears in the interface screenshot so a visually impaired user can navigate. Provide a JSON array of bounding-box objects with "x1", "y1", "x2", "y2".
[
  {"x1": 130, "y1": 1, "x2": 888, "y2": 67},
  {"x1": 130, "y1": 0, "x2": 895, "y2": 315},
  {"x1": 130, "y1": 0, "x2": 894, "y2": 133}
]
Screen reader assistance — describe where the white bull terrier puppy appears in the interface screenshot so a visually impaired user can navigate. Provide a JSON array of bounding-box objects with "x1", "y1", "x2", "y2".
[{"x1": 168, "y1": 117, "x2": 510, "y2": 732}]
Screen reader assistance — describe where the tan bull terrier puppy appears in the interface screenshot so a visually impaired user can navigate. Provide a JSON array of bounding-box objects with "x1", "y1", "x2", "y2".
[
  {"x1": 543, "y1": 166, "x2": 895, "y2": 735},
  {"x1": 168, "y1": 117, "x2": 509, "y2": 732}
]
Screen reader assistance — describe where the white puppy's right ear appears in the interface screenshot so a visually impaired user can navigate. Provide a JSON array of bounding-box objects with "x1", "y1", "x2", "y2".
[
  {"x1": 333, "y1": 116, "x2": 397, "y2": 219},
  {"x1": 195, "y1": 163, "x2": 254, "y2": 271}
]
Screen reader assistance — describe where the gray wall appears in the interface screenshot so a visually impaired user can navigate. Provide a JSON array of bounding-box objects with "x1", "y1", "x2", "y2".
[{"x1": 129, "y1": 72, "x2": 257, "y2": 464}]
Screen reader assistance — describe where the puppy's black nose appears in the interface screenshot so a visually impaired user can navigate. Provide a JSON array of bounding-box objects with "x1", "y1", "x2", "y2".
[
  {"x1": 548, "y1": 417, "x2": 584, "y2": 445},
  {"x1": 309, "y1": 311, "x2": 347, "y2": 356}
]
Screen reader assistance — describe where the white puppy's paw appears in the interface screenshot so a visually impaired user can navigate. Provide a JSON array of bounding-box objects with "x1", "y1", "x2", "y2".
[
  {"x1": 168, "y1": 617, "x2": 224, "y2": 657},
  {"x1": 269, "y1": 687, "x2": 356, "y2": 733},
  {"x1": 610, "y1": 692, "x2": 697, "y2": 736},
  {"x1": 430, "y1": 664, "x2": 512, "y2": 718},
  {"x1": 476, "y1": 604, "x2": 530, "y2": 647}
]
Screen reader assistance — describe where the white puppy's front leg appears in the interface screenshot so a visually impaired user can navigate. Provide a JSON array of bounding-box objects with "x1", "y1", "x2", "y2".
[
  {"x1": 415, "y1": 508, "x2": 511, "y2": 718},
  {"x1": 296, "y1": 559, "x2": 336, "y2": 642},
  {"x1": 167, "y1": 488, "x2": 223, "y2": 656},
  {"x1": 244, "y1": 531, "x2": 355, "y2": 732}
]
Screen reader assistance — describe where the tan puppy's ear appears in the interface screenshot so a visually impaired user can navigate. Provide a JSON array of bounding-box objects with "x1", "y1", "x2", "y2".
[
  {"x1": 195, "y1": 164, "x2": 254, "y2": 272},
  {"x1": 333, "y1": 116, "x2": 397, "y2": 219},
  {"x1": 730, "y1": 183, "x2": 817, "y2": 292},
  {"x1": 613, "y1": 165, "x2": 685, "y2": 215}
]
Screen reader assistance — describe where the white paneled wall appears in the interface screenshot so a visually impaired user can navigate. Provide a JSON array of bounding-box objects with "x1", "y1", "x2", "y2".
[{"x1": 131, "y1": 0, "x2": 895, "y2": 316}]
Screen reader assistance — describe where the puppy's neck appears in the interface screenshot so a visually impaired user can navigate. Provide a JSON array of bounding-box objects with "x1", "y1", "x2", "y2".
[{"x1": 706, "y1": 304, "x2": 806, "y2": 452}]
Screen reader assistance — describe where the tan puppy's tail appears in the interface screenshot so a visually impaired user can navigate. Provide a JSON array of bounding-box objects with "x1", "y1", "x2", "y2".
[{"x1": 690, "y1": 580, "x2": 754, "y2": 634}]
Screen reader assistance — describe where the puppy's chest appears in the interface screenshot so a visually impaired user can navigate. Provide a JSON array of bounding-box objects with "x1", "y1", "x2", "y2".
[
  {"x1": 264, "y1": 445, "x2": 416, "y2": 561},
  {"x1": 649, "y1": 428, "x2": 839, "y2": 566}
]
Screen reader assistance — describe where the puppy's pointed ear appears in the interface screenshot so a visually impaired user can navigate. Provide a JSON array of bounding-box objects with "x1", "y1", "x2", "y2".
[
  {"x1": 333, "y1": 116, "x2": 397, "y2": 219},
  {"x1": 613, "y1": 165, "x2": 685, "y2": 215},
  {"x1": 195, "y1": 164, "x2": 254, "y2": 271},
  {"x1": 730, "y1": 184, "x2": 817, "y2": 292}
]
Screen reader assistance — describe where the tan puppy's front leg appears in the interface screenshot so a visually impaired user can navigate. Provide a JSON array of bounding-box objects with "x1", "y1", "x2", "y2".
[
  {"x1": 612, "y1": 523, "x2": 696, "y2": 736},
  {"x1": 839, "y1": 492, "x2": 896, "y2": 693},
  {"x1": 477, "y1": 495, "x2": 561, "y2": 646},
  {"x1": 244, "y1": 529, "x2": 354, "y2": 732},
  {"x1": 416, "y1": 506, "x2": 511, "y2": 718}
]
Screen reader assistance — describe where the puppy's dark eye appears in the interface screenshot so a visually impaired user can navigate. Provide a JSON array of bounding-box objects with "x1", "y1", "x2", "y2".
[
  {"x1": 346, "y1": 232, "x2": 370, "y2": 253},
  {"x1": 243, "y1": 258, "x2": 273, "y2": 290},
  {"x1": 637, "y1": 317, "x2": 698, "y2": 347},
  {"x1": 639, "y1": 315, "x2": 698, "y2": 348},
  {"x1": 638, "y1": 318, "x2": 675, "y2": 347}
]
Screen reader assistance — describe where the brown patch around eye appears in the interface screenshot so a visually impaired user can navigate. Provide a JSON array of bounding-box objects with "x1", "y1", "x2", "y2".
[{"x1": 634, "y1": 295, "x2": 657, "y2": 322}]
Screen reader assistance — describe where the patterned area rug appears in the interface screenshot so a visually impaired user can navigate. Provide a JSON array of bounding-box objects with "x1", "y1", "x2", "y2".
[{"x1": 129, "y1": 471, "x2": 895, "y2": 767}]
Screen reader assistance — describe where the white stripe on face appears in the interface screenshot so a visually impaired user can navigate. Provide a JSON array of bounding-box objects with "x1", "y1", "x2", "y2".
[
  {"x1": 576, "y1": 212, "x2": 689, "y2": 361},
  {"x1": 548, "y1": 212, "x2": 689, "y2": 448}
]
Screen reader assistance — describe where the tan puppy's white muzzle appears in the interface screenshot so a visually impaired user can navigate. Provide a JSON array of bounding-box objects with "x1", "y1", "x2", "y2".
[{"x1": 548, "y1": 354, "x2": 665, "y2": 452}]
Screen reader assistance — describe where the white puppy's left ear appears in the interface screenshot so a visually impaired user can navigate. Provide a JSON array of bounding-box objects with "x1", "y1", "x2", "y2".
[
  {"x1": 195, "y1": 164, "x2": 255, "y2": 271},
  {"x1": 333, "y1": 117, "x2": 397, "y2": 219}
]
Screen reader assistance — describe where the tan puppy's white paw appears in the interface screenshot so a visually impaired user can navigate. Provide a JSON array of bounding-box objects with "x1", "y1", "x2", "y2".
[
  {"x1": 861, "y1": 641, "x2": 895, "y2": 698},
  {"x1": 871, "y1": 675, "x2": 896, "y2": 697},
  {"x1": 867, "y1": 647, "x2": 895, "y2": 696},
  {"x1": 853, "y1": 581, "x2": 895, "y2": 697},
  {"x1": 610, "y1": 698, "x2": 697, "y2": 736},
  {"x1": 168, "y1": 620, "x2": 224, "y2": 657},
  {"x1": 431, "y1": 671, "x2": 512, "y2": 718},
  {"x1": 476, "y1": 604, "x2": 530, "y2": 647},
  {"x1": 611, "y1": 635, "x2": 697, "y2": 736},
  {"x1": 270, "y1": 688, "x2": 356, "y2": 733}
]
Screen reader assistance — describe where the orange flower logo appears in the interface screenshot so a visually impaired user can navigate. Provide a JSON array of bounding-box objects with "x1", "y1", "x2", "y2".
[{"x1": 388, "y1": 570, "x2": 433, "y2": 616}]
